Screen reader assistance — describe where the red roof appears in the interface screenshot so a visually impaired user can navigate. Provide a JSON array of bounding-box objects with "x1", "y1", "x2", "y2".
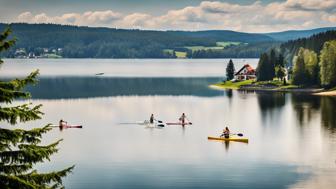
[{"x1": 235, "y1": 64, "x2": 256, "y2": 75}]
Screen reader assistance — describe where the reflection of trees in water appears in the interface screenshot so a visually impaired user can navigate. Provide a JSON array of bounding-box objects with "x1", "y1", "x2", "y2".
[
  {"x1": 321, "y1": 97, "x2": 336, "y2": 133},
  {"x1": 225, "y1": 89, "x2": 233, "y2": 98},
  {"x1": 24, "y1": 77, "x2": 223, "y2": 99},
  {"x1": 256, "y1": 92, "x2": 286, "y2": 126},
  {"x1": 291, "y1": 94, "x2": 321, "y2": 125},
  {"x1": 257, "y1": 92, "x2": 286, "y2": 112}
]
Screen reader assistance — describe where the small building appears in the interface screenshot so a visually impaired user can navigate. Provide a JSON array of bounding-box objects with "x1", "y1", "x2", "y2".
[{"x1": 234, "y1": 64, "x2": 256, "y2": 81}]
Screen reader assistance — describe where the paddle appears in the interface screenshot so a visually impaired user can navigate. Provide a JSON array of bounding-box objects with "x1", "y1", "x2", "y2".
[
  {"x1": 219, "y1": 133, "x2": 244, "y2": 137},
  {"x1": 232, "y1": 133, "x2": 244, "y2": 137}
]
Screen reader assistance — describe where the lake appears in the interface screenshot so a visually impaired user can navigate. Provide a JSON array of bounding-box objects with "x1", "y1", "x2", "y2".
[{"x1": 1, "y1": 59, "x2": 336, "y2": 189}]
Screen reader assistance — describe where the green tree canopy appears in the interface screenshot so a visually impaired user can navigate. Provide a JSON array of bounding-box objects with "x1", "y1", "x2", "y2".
[
  {"x1": 0, "y1": 28, "x2": 73, "y2": 189},
  {"x1": 292, "y1": 47, "x2": 319, "y2": 86},
  {"x1": 320, "y1": 40, "x2": 336, "y2": 87},
  {"x1": 292, "y1": 48, "x2": 307, "y2": 85}
]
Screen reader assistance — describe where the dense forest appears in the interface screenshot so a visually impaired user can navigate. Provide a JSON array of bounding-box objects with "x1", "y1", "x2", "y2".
[
  {"x1": 0, "y1": 23, "x2": 334, "y2": 59},
  {"x1": 280, "y1": 30, "x2": 336, "y2": 65},
  {"x1": 257, "y1": 30, "x2": 336, "y2": 88}
]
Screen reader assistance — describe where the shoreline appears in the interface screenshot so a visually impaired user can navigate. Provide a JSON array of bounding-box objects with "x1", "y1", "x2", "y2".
[
  {"x1": 209, "y1": 83, "x2": 333, "y2": 95},
  {"x1": 313, "y1": 90, "x2": 336, "y2": 96}
]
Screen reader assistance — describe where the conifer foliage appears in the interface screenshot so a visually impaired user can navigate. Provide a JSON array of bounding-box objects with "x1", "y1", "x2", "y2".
[
  {"x1": 0, "y1": 28, "x2": 73, "y2": 189},
  {"x1": 226, "y1": 59, "x2": 235, "y2": 80}
]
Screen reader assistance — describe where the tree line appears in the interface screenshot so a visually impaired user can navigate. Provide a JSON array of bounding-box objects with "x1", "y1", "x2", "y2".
[{"x1": 0, "y1": 23, "x2": 277, "y2": 58}]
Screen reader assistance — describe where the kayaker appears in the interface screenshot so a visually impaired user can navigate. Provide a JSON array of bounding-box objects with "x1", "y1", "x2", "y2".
[
  {"x1": 179, "y1": 113, "x2": 187, "y2": 124},
  {"x1": 150, "y1": 114, "x2": 154, "y2": 124},
  {"x1": 221, "y1": 127, "x2": 230, "y2": 138},
  {"x1": 59, "y1": 119, "x2": 67, "y2": 127}
]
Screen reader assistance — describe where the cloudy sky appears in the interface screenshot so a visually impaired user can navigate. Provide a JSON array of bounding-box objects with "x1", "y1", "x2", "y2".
[{"x1": 0, "y1": 0, "x2": 335, "y2": 32}]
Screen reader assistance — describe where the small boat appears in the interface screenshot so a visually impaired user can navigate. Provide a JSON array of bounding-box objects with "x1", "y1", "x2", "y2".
[
  {"x1": 95, "y1": 73, "x2": 104, "y2": 76},
  {"x1": 207, "y1": 136, "x2": 248, "y2": 143}
]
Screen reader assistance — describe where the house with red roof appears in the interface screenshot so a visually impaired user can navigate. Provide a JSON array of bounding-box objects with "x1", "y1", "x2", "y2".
[{"x1": 234, "y1": 64, "x2": 256, "y2": 81}]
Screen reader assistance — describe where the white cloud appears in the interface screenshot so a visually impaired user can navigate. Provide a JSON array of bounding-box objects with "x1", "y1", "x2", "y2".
[
  {"x1": 17, "y1": 12, "x2": 33, "y2": 22},
  {"x1": 15, "y1": 0, "x2": 336, "y2": 32}
]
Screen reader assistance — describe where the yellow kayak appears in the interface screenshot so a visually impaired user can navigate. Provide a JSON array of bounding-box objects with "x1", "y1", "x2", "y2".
[{"x1": 208, "y1": 136, "x2": 248, "y2": 143}]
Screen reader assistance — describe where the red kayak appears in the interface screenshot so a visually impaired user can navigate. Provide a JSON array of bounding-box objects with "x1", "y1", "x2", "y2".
[{"x1": 166, "y1": 122, "x2": 192, "y2": 126}]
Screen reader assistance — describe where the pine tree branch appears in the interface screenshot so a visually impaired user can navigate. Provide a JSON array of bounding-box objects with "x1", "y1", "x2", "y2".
[
  {"x1": 0, "y1": 140, "x2": 62, "y2": 165},
  {"x1": 0, "y1": 125, "x2": 52, "y2": 151},
  {"x1": 0, "y1": 163, "x2": 33, "y2": 175},
  {"x1": 0, "y1": 70, "x2": 39, "y2": 103},
  {"x1": 18, "y1": 166, "x2": 75, "y2": 188},
  {"x1": 0, "y1": 174, "x2": 36, "y2": 189},
  {"x1": 0, "y1": 27, "x2": 16, "y2": 64},
  {"x1": 0, "y1": 103, "x2": 43, "y2": 125}
]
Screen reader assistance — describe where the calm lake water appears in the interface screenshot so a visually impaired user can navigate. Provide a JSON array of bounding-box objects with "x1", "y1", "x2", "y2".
[{"x1": 1, "y1": 59, "x2": 336, "y2": 189}]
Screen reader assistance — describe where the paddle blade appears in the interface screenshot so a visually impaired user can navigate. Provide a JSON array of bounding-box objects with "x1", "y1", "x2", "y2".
[
  {"x1": 237, "y1": 133, "x2": 243, "y2": 137},
  {"x1": 158, "y1": 120, "x2": 163, "y2": 123},
  {"x1": 157, "y1": 124, "x2": 165, "y2": 127}
]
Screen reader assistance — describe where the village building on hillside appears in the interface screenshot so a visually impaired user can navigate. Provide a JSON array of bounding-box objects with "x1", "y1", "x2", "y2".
[{"x1": 234, "y1": 64, "x2": 256, "y2": 81}]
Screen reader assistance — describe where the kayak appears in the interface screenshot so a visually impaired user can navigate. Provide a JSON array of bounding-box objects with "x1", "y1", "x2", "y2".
[
  {"x1": 52, "y1": 124, "x2": 83, "y2": 128},
  {"x1": 166, "y1": 122, "x2": 192, "y2": 125},
  {"x1": 207, "y1": 136, "x2": 248, "y2": 143},
  {"x1": 61, "y1": 125, "x2": 82, "y2": 128},
  {"x1": 142, "y1": 120, "x2": 164, "y2": 127}
]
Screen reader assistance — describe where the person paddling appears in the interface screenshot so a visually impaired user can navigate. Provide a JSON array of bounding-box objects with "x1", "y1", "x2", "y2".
[
  {"x1": 59, "y1": 119, "x2": 67, "y2": 127},
  {"x1": 179, "y1": 113, "x2": 187, "y2": 125},
  {"x1": 220, "y1": 127, "x2": 230, "y2": 138},
  {"x1": 150, "y1": 114, "x2": 155, "y2": 124}
]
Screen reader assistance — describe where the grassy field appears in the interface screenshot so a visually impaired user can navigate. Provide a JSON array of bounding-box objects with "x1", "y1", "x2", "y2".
[
  {"x1": 211, "y1": 79, "x2": 302, "y2": 91},
  {"x1": 175, "y1": 51, "x2": 187, "y2": 58},
  {"x1": 211, "y1": 80, "x2": 254, "y2": 89},
  {"x1": 184, "y1": 46, "x2": 224, "y2": 52},
  {"x1": 163, "y1": 49, "x2": 186, "y2": 58},
  {"x1": 216, "y1": 41, "x2": 242, "y2": 47}
]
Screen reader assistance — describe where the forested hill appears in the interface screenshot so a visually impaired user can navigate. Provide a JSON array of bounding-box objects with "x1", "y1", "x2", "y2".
[
  {"x1": 266, "y1": 27, "x2": 336, "y2": 41},
  {"x1": 0, "y1": 23, "x2": 334, "y2": 58},
  {"x1": 280, "y1": 30, "x2": 336, "y2": 65},
  {"x1": 0, "y1": 23, "x2": 274, "y2": 58}
]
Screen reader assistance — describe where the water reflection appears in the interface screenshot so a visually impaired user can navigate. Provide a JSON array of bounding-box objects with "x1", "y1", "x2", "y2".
[
  {"x1": 255, "y1": 91, "x2": 286, "y2": 126},
  {"x1": 22, "y1": 77, "x2": 224, "y2": 99},
  {"x1": 320, "y1": 97, "x2": 336, "y2": 133},
  {"x1": 291, "y1": 94, "x2": 320, "y2": 126},
  {"x1": 257, "y1": 92, "x2": 286, "y2": 112}
]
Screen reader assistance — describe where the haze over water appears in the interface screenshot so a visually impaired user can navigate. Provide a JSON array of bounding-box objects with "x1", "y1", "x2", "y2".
[{"x1": 1, "y1": 59, "x2": 336, "y2": 189}]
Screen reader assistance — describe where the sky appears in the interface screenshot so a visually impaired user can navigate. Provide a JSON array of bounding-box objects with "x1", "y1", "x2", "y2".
[{"x1": 0, "y1": 0, "x2": 335, "y2": 33}]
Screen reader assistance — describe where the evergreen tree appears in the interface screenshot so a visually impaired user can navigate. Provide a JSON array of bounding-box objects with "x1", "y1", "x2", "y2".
[
  {"x1": 226, "y1": 59, "x2": 235, "y2": 80},
  {"x1": 0, "y1": 28, "x2": 73, "y2": 188},
  {"x1": 269, "y1": 49, "x2": 276, "y2": 79},
  {"x1": 256, "y1": 53, "x2": 270, "y2": 81},
  {"x1": 320, "y1": 40, "x2": 336, "y2": 87},
  {"x1": 276, "y1": 54, "x2": 285, "y2": 67}
]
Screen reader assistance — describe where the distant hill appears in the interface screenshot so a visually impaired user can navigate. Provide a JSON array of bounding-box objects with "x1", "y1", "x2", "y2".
[
  {"x1": 0, "y1": 23, "x2": 335, "y2": 58},
  {"x1": 169, "y1": 30, "x2": 274, "y2": 43},
  {"x1": 265, "y1": 27, "x2": 336, "y2": 41}
]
